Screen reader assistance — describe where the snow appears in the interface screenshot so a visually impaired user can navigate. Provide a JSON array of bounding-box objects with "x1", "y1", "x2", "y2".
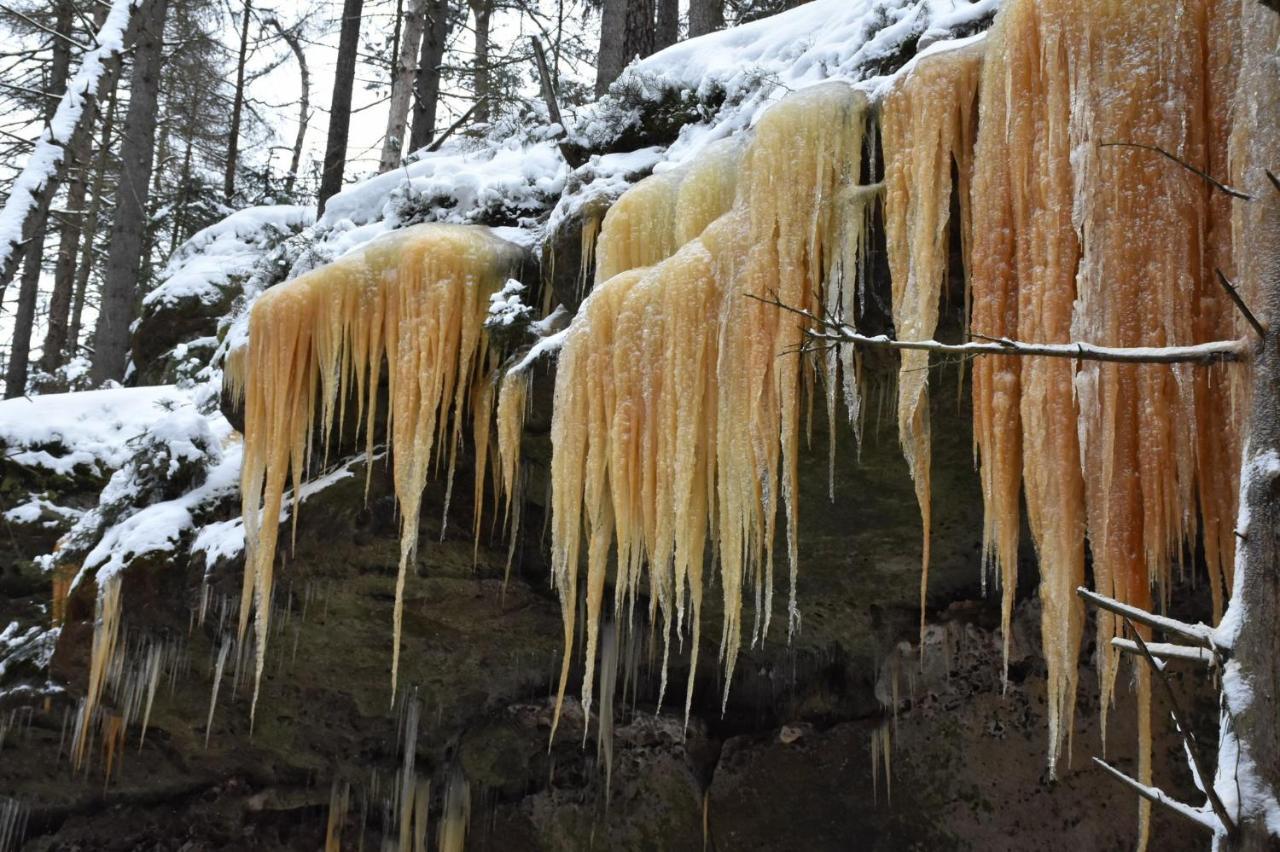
[
  {"x1": 3, "y1": 496, "x2": 82, "y2": 528},
  {"x1": 0, "y1": 622, "x2": 59, "y2": 681},
  {"x1": 0, "y1": 385, "x2": 197, "y2": 475},
  {"x1": 486, "y1": 279, "x2": 533, "y2": 327},
  {"x1": 143, "y1": 205, "x2": 312, "y2": 309},
  {"x1": 191, "y1": 452, "x2": 374, "y2": 568},
  {"x1": 0, "y1": 0, "x2": 138, "y2": 273},
  {"x1": 317, "y1": 138, "x2": 569, "y2": 236}
]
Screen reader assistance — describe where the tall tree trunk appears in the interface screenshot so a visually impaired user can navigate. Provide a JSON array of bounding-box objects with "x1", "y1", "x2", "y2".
[
  {"x1": 408, "y1": 0, "x2": 449, "y2": 151},
  {"x1": 469, "y1": 0, "x2": 493, "y2": 124},
  {"x1": 89, "y1": 0, "x2": 170, "y2": 385},
  {"x1": 655, "y1": 0, "x2": 677, "y2": 50},
  {"x1": 687, "y1": 0, "x2": 722, "y2": 38},
  {"x1": 317, "y1": 0, "x2": 364, "y2": 216},
  {"x1": 68, "y1": 85, "x2": 119, "y2": 360},
  {"x1": 1218, "y1": 7, "x2": 1280, "y2": 849},
  {"x1": 5, "y1": 0, "x2": 75, "y2": 398},
  {"x1": 379, "y1": 0, "x2": 428, "y2": 172},
  {"x1": 41, "y1": 2, "x2": 116, "y2": 378},
  {"x1": 595, "y1": 0, "x2": 654, "y2": 95},
  {"x1": 269, "y1": 18, "x2": 309, "y2": 195},
  {"x1": 224, "y1": 0, "x2": 252, "y2": 203}
]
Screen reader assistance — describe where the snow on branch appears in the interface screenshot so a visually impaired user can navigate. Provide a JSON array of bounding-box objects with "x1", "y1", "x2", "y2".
[
  {"x1": 1092, "y1": 757, "x2": 1223, "y2": 834},
  {"x1": 1076, "y1": 587, "x2": 1218, "y2": 648},
  {"x1": 756, "y1": 293, "x2": 1249, "y2": 365},
  {"x1": 0, "y1": 0, "x2": 138, "y2": 284}
]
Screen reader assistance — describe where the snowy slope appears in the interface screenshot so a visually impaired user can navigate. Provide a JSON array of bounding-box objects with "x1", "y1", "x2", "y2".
[{"x1": 0, "y1": 385, "x2": 198, "y2": 475}]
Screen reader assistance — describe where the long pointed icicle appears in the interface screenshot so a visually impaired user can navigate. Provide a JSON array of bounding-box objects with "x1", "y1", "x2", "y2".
[
  {"x1": 241, "y1": 224, "x2": 525, "y2": 719},
  {"x1": 881, "y1": 39, "x2": 983, "y2": 648}
]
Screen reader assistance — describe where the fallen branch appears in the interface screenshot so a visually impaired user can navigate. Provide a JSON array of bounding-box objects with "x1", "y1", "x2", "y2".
[
  {"x1": 1124, "y1": 619, "x2": 1236, "y2": 836},
  {"x1": 1092, "y1": 757, "x2": 1221, "y2": 833},
  {"x1": 530, "y1": 36, "x2": 585, "y2": 169},
  {"x1": 1076, "y1": 587, "x2": 1217, "y2": 648},
  {"x1": 423, "y1": 99, "x2": 487, "y2": 154}
]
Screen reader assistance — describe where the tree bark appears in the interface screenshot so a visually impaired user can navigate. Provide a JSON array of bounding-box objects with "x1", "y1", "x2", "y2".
[
  {"x1": 268, "y1": 17, "x2": 309, "y2": 195},
  {"x1": 468, "y1": 0, "x2": 493, "y2": 124},
  {"x1": 40, "y1": 3, "x2": 117, "y2": 377},
  {"x1": 89, "y1": 0, "x2": 170, "y2": 385},
  {"x1": 687, "y1": 0, "x2": 723, "y2": 38},
  {"x1": 5, "y1": 0, "x2": 75, "y2": 398},
  {"x1": 409, "y1": 0, "x2": 449, "y2": 151},
  {"x1": 316, "y1": 0, "x2": 364, "y2": 217},
  {"x1": 379, "y1": 0, "x2": 428, "y2": 172},
  {"x1": 223, "y1": 0, "x2": 252, "y2": 203},
  {"x1": 1216, "y1": 5, "x2": 1280, "y2": 850},
  {"x1": 67, "y1": 84, "x2": 119, "y2": 360},
  {"x1": 655, "y1": 0, "x2": 677, "y2": 50},
  {"x1": 596, "y1": 0, "x2": 654, "y2": 95}
]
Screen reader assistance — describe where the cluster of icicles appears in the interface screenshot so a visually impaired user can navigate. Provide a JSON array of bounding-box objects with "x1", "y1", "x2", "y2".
[{"x1": 182, "y1": 0, "x2": 1260, "y2": 847}]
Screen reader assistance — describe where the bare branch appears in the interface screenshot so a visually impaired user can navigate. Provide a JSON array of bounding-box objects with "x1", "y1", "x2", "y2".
[
  {"x1": 750, "y1": 293, "x2": 1248, "y2": 365},
  {"x1": 1123, "y1": 620, "x2": 1236, "y2": 836},
  {"x1": 1100, "y1": 141, "x2": 1253, "y2": 200},
  {"x1": 1091, "y1": 758, "x2": 1221, "y2": 833},
  {"x1": 1215, "y1": 268, "x2": 1267, "y2": 340},
  {"x1": 1076, "y1": 587, "x2": 1217, "y2": 648},
  {"x1": 1111, "y1": 637, "x2": 1215, "y2": 668}
]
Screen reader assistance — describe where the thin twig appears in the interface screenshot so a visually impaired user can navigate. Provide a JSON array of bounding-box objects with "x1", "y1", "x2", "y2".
[
  {"x1": 423, "y1": 98, "x2": 486, "y2": 154},
  {"x1": 1075, "y1": 587, "x2": 1217, "y2": 648},
  {"x1": 1267, "y1": 169, "x2": 1280, "y2": 196},
  {"x1": 1091, "y1": 758, "x2": 1221, "y2": 833},
  {"x1": 1215, "y1": 268, "x2": 1267, "y2": 340},
  {"x1": 1100, "y1": 141, "x2": 1252, "y2": 200},
  {"x1": 1124, "y1": 619, "x2": 1236, "y2": 836}
]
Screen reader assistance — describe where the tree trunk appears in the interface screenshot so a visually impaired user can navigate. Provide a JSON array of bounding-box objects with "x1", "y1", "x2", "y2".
[
  {"x1": 224, "y1": 0, "x2": 252, "y2": 203},
  {"x1": 269, "y1": 18, "x2": 309, "y2": 195},
  {"x1": 89, "y1": 0, "x2": 170, "y2": 385},
  {"x1": 40, "y1": 7, "x2": 120, "y2": 377},
  {"x1": 408, "y1": 0, "x2": 449, "y2": 151},
  {"x1": 655, "y1": 0, "x2": 677, "y2": 50},
  {"x1": 68, "y1": 84, "x2": 119, "y2": 360},
  {"x1": 687, "y1": 0, "x2": 723, "y2": 38},
  {"x1": 5, "y1": 0, "x2": 75, "y2": 398},
  {"x1": 469, "y1": 0, "x2": 493, "y2": 124},
  {"x1": 596, "y1": 0, "x2": 654, "y2": 95},
  {"x1": 379, "y1": 0, "x2": 428, "y2": 172},
  {"x1": 1216, "y1": 5, "x2": 1280, "y2": 850},
  {"x1": 317, "y1": 0, "x2": 364, "y2": 217}
]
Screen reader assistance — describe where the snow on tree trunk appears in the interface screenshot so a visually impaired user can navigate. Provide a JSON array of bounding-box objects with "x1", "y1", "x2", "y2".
[
  {"x1": 1214, "y1": 5, "x2": 1280, "y2": 849},
  {"x1": 0, "y1": 0, "x2": 139, "y2": 296}
]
